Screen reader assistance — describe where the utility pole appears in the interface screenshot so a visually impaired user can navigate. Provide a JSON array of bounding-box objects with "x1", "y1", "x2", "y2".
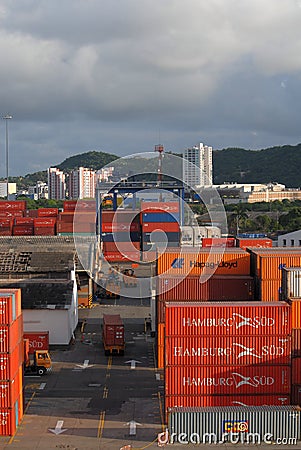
[{"x1": 3, "y1": 114, "x2": 12, "y2": 200}]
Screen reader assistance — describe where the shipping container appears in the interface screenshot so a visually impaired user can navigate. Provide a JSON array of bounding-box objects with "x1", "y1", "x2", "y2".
[
  {"x1": 180, "y1": 226, "x2": 194, "y2": 245},
  {"x1": 205, "y1": 226, "x2": 221, "y2": 238},
  {"x1": 282, "y1": 267, "x2": 301, "y2": 300},
  {"x1": 237, "y1": 238, "x2": 273, "y2": 250},
  {"x1": 291, "y1": 299, "x2": 301, "y2": 329},
  {"x1": 142, "y1": 251, "x2": 157, "y2": 262},
  {"x1": 165, "y1": 335, "x2": 291, "y2": 366},
  {"x1": 0, "y1": 366, "x2": 22, "y2": 409},
  {"x1": 193, "y1": 226, "x2": 207, "y2": 246},
  {"x1": 0, "y1": 290, "x2": 21, "y2": 324},
  {"x1": 12, "y1": 226, "x2": 33, "y2": 236},
  {"x1": 165, "y1": 302, "x2": 291, "y2": 336},
  {"x1": 102, "y1": 314, "x2": 125, "y2": 355},
  {"x1": 165, "y1": 394, "x2": 291, "y2": 409},
  {"x1": 25, "y1": 209, "x2": 38, "y2": 218},
  {"x1": 141, "y1": 212, "x2": 179, "y2": 223},
  {"x1": 102, "y1": 242, "x2": 140, "y2": 252},
  {"x1": 292, "y1": 329, "x2": 301, "y2": 357},
  {"x1": 102, "y1": 222, "x2": 140, "y2": 233},
  {"x1": 140, "y1": 201, "x2": 180, "y2": 213},
  {"x1": 0, "y1": 316, "x2": 23, "y2": 353},
  {"x1": 165, "y1": 365, "x2": 291, "y2": 396},
  {"x1": 202, "y1": 238, "x2": 236, "y2": 248},
  {"x1": 291, "y1": 385, "x2": 301, "y2": 405},
  {"x1": 23, "y1": 332, "x2": 49, "y2": 355},
  {"x1": 209, "y1": 275, "x2": 255, "y2": 301},
  {"x1": 34, "y1": 227, "x2": 56, "y2": 236},
  {"x1": 167, "y1": 406, "x2": 301, "y2": 443},
  {"x1": 37, "y1": 208, "x2": 58, "y2": 217},
  {"x1": 157, "y1": 248, "x2": 251, "y2": 276},
  {"x1": 258, "y1": 279, "x2": 281, "y2": 302},
  {"x1": 103, "y1": 251, "x2": 141, "y2": 262},
  {"x1": 33, "y1": 218, "x2": 56, "y2": 227},
  {"x1": 249, "y1": 248, "x2": 301, "y2": 280},
  {"x1": 142, "y1": 232, "x2": 180, "y2": 243},
  {"x1": 142, "y1": 222, "x2": 180, "y2": 233},
  {"x1": 0, "y1": 211, "x2": 23, "y2": 219},
  {"x1": 292, "y1": 357, "x2": 301, "y2": 384},
  {"x1": 14, "y1": 217, "x2": 33, "y2": 225},
  {"x1": 0, "y1": 396, "x2": 22, "y2": 436},
  {"x1": 141, "y1": 241, "x2": 179, "y2": 252},
  {"x1": 101, "y1": 232, "x2": 140, "y2": 242},
  {"x1": 0, "y1": 341, "x2": 23, "y2": 380},
  {"x1": 0, "y1": 201, "x2": 26, "y2": 211},
  {"x1": 157, "y1": 276, "x2": 209, "y2": 303}
]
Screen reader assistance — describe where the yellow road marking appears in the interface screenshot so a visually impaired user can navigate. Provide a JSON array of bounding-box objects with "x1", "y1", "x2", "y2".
[
  {"x1": 97, "y1": 411, "x2": 105, "y2": 438},
  {"x1": 107, "y1": 356, "x2": 112, "y2": 370},
  {"x1": 103, "y1": 387, "x2": 108, "y2": 399}
]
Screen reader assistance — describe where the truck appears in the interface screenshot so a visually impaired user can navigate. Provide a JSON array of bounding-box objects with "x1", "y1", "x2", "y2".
[
  {"x1": 102, "y1": 314, "x2": 125, "y2": 356},
  {"x1": 23, "y1": 338, "x2": 52, "y2": 375},
  {"x1": 122, "y1": 268, "x2": 137, "y2": 287}
]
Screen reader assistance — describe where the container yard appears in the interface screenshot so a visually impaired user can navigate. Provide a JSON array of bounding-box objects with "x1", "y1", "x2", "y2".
[{"x1": 0, "y1": 197, "x2": 301, "y2": 448}]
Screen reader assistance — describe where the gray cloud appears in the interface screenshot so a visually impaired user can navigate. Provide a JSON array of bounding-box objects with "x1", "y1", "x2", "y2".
[{"x1": 0, "y1": 0, "x2": 300, "y2": 176}]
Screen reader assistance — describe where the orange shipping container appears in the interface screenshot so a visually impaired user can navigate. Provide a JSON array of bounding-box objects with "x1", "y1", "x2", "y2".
[
  {"x1": 0, "y1": 390, "x2": 23, "y2": 436},
  {"x1": 0, "y1": 316, "x2": 23, "y2": 353},
  {"x1": 157, "y1": 323, "x2": 165, "y2": 369},
  {"x1": 157, "y1": 248, "x2": 250, "y2": 276},
  {"x1": 157, "y1": 344, "x2": 164, "y2": 369},
  {"x1": 0, "y1": 341, "x2": 23, "y2": 380},
  {"x1": 292, "y1": 329, "x2": 301, "y2": 357},
  {"x1": 259, "y1": 279, "x2": 281, "y2": 302},
  {"x1": 249, "y1": 248, "x2": 301, "y2": 279},
  {"x1": 0, "y1": 366, "x2": 22, "y2": 408},
  {"x1": 237, "y1": 238, "x2": 273, "y2": 250},
  {"x1": 291, "y1": 299, "x2": 301, "y2": 329},
  {"x1": 0, "y1": 289, "x2": 22, "y2": 324},
  {"x1": 292, "y1": 357, "x2": 301, "y2": 384}
]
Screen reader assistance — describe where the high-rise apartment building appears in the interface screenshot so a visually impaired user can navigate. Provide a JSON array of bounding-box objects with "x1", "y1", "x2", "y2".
[
  {"x1": 68, "y1": 167, "x2": 96, "y2": 199},
  {"x1": 47, "y1": 167, "x2": 66, "y2": 200},
  {"x1": 183, "y1": 142, "x2": 213, "y2": 187}
]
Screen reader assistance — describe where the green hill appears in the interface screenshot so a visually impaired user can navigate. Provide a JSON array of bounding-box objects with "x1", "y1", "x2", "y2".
[{"x1": 213, "y1": 144, "x2": 301, "y2": 187}]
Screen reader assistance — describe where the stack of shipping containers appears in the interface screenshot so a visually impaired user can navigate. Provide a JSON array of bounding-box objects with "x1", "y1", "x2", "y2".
[
  {"x1": 164, "y1": 302, "x2": 292, "y2": 411},
  {"x1": 0, "y1": 289, "x2": 23, "y2": 436},
  {"x1": 281, "y1": 267, "x2": 301, "y2": 405},
  {"x1": 102, "y1": 210, "x2": 141, "y2": 262},
  {"x1": 249, "y1": 248, "x2": 301, "y2": 301},
  {"x1": 0, "y1": 201, "x2": 27, "y2": 237},
  {"x1": 140, "y1": 202, "x2": 180, "y2": 259}
]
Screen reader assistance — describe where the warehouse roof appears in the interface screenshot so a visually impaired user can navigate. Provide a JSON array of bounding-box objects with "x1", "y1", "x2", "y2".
[{"x1": 0, "y1": 278, "x2": 74, "y2": 309}]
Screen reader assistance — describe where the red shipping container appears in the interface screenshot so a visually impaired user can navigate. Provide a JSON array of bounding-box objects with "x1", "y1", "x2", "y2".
[
  {"x1": 63, "y1": 200, "x2": 77, "y2": 211},
  {"x1": 14, "y1": 217, "x2": 34, "y2": 225},
  {"x1": 0, "y1": 399, "x2": 20, "y2": 436},
  {"x1": 165, "y1": 302, "x2": 291, "y2": 337},
  {"x1": 58, "y1": 212, "x2": 74, "y2": 223},
  {"x1": 291, "y1": 385, "x2": 301, "y2": 405},
  {"x1": 292, "y1": 329, "x2": 301, "y2": 357},
  {"x1": 0, "y1": 316, "x2": 23, "y2": 353},
  {"x1": 142, "y1": 222, "x2": 180, "y2": 233},
  {"x1": 34, "y1": 227, "x2": 56, "y2": 236},
  {"x1": 0, "y1": 366, "x2": 22, "y2": 408},
  {"x1": 209, "y1": 275, "x2": 255, "y2": 301},
  {"x1": 0, "y1": 341, "x2": 23, "y2": 380},
  {"x1": 0, "y1": 219, "x2": 13, "y2": 230},
  {"x1": 0, "y1": 290, "x2": 22, "y2": 324},
  {"x1": 12, "y1": 226, "x2": 33, "y2": 236},
  {"x1": 56, "y1": 222, "x2": 73, "y2": 232},
  {"x1": 104, "y1": 251, "x2": 140, "y2": 262},
  {"x1": 0, "y1": 211, "x2": 23, "y2": 218},
  {"x1": 237, "y1": 238, "x2": 273, "y2": 250},
  {"x1": 165, "y1": 335, "x2": 291, "y2": 366},
  {"x1": 141, "y1": 201, "x2": 179, "y2": 213},
  {"x1": 103, "y1": 314, "x2": 124, "y2": 346},
  {"x1": 33, "y1": 218, "x2": 56, "y2": 227},
  {"x1": 165, "y1": 365, "x2": 291, "y2": 396},
  {"x1": 23, "y1": 332, "x2": 49, "y2": 354},
  {"x1": 202, "y1": 238, "x2": 236, "y2": 248},
  {"x1": 103, "y1": 242, "x2": 140, "y2": 252},
  {"x1": 37, "y1": 208, "x2": 58, "y2": 217},
  {"x1": 165, "y1": 394, "x2": 291, "y2": 410},
  {"x1": 0, "y1": 201, "x2": 26, "y2": 211},
  {"x1": 292, "y1": 357, "x2": 301, "y2": 384},
  {"x1": 0, "y1": 230, "x2": 11, "y2": 236},
  {"x1": 102, "y1": 222, "x2": 140, "y2": 232}
]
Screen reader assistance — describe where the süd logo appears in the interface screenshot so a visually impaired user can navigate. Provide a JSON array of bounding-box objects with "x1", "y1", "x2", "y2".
[
  {"x1": 171, "y1": 258, "x2": 184, "y2": 269},
  {"x1": 223, "y1": 420, "x2": 249, "y2": 433}
]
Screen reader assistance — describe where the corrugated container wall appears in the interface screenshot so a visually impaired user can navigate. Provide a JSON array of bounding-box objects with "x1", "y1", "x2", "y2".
[
  {"x1": 282, "y1": 267, "x2": 301, "y2": 300},
  {"x1": 168, "y1": 407, "x2": 301, "y2": 443}
]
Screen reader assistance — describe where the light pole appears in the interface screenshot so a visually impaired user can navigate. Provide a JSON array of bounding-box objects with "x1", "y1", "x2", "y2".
[{"x1": 3, "y1": 115, "x2": 12, "y2": 200}]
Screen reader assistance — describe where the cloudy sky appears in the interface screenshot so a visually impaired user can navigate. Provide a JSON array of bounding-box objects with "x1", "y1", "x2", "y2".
[{"x1": 0, "y1": 0, "x2": 301, "y2": 176}]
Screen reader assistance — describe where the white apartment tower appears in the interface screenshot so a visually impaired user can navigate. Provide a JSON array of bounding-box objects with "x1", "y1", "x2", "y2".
[
  {"x1": 47, "y1": 167, "x2": 66, "y2": 200},
  {"x1": 183, "y1": 142, "x2": 213, "y2": 187},
  {"x1": 68, "y1": 167, "x2": 96, "y2": 199}
]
